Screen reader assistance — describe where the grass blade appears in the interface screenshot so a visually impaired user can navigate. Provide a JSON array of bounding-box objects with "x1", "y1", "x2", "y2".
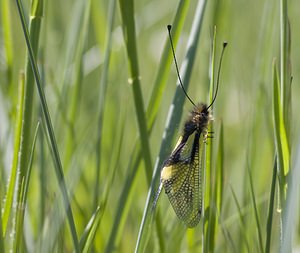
[
  {"x1": 0, "y1": 173, "x2": 4, "y2": 253},
  {"x1": 2, "y1": 72, "x2": 25, "y2": 237},
  {"x1": 204, "y1": 25, "x2": 216, "y2": 252},
  {"x1": 208, "y1": 121, "x2": 224, "y2": 251},
  {"x1": 53, "y1": 0, "x2": 91, "y2": 127},
  {"x1": 1, "y1": 0, "x2": 14, "y2": 89},
  {"x1": 78, "y1": 206, "x2": 101, "y2": 253},
  {"x1": 265, "y1": 157, "x2": 277, "y2": 253},
  {"x1": 277, "y1": 0, "x2": 292, "y2": 250},
  {"x1": 119, "y1": 0, "x2": 153, "y2": 181},
  {"x1": 248, "y1": 168, "x2": 263, "y2": 253},
  {"x1": 272, "y1": 60, "x2": 289, "y2": 197},
  {"x1": 63, "y1": 0, "x2": 91, "y2": 168},
  {"x1": 118, "y1": 0, "x2": 155, "y2": 250},
  {"x1": 93, "y1": 0, "x2": 116, "y2": 209},
  {"x1": 15, "y1": 0, "x2": 80, "y2": 251},
  {"x1": 279, "y1": 0, "x2": 291, "y2": 126},
  {"x1": 230, "y1": 186, "x2": 250, "y2": 252},
  {"x1": 79, "y1": 111, "x2": 127, "y2": 252},
  {"x1": 14, "y1": 122, "x2": 40, "y2": 252},
  {"x1": 216, "y1": 123, "x2": 224, "y2": 215}
]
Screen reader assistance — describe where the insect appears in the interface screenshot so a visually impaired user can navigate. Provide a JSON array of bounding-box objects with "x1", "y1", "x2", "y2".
[{"x1": 153, "y1": 25, "x2": 227, "y2": 227}]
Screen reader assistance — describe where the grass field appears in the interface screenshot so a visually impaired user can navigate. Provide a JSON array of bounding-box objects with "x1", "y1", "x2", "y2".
[{"x1": 1, "y1": 0, "x2": 300, "y2": 252}]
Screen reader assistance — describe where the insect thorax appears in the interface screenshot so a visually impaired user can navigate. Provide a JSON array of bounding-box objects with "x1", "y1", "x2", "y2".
[{"x1": 183, "y1": 103, "x2": 211, "y2": 137}]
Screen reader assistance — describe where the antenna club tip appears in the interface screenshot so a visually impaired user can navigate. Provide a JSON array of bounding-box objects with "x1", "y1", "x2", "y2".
[
  {"x1": 223, "y1": 41, "x2": 228, "y2": 48},
  {"x1": 167, "y1": 24, "x2": 172, "y2": 31}
]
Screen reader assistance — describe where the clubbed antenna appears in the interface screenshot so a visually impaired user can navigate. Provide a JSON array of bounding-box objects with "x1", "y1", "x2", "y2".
[
  {"x1": 167, "y1": 25, "x2": 196, "y2": 107},
  {"x1": 207, "y1": 41, "x2": 228, "y2": 110}
]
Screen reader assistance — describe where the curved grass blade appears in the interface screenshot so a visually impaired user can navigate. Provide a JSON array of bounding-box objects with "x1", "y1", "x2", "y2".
[
  {"x1": 2, "y1": 72, "x2": 25, "y2": 237},
  {"x1": 15, "y1": 0, "x2": 80, "y2": 251},
  {"x1": 135, "y1": 1, "x2": 208, "y2": 252}
]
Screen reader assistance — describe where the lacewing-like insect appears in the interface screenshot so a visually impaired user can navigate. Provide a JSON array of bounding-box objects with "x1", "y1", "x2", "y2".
[{"x1": 153, "y1": 25, "x2": 227, "y2": 227}]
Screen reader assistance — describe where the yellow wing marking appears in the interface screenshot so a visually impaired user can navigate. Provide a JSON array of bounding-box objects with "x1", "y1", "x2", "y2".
[{"x1": 161, "y1": 132, "x2": 204, "y2": 227}]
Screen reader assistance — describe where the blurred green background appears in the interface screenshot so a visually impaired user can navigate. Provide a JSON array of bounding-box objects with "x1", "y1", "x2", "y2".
[{"x1": 0, "y1": 0, "x2": 300, "y2": 252}]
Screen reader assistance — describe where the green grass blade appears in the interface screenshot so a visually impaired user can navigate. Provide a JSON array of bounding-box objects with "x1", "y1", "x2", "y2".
[
  {"x1": 36, "y1": 127, "x2": 92, "y2": 252},
  {"x1": 80, "y1": 112, "x2": 127, "y2": 252},
  {"x1": 2, "y1": 72, "x2": 25, "y2": 237},
  {"x1": 279, "y1": 0, "x2": 291, "y2": 126},
  {"x1": 63, "y1": 0, "x2": 91, "y2": 168},
  {"x1": 216, "y1": 123, "x2": 224, "y2": 214},
  {"x1": 38, "y1": 108, "x2": 46, "y2": 233},
  {"x1": 265, "y1": 157, "x2": 277, "y2": 253},
  {"x1": 209, "y1": 121, "x2": 224, "y2": 251},
  {"x1": 119, "y1": 0, "x2": 153, "y2": 181},
  {"x1": 135, "y1": 1, "x2": 207, "y2": 252},
  {"x1": 220, "y1": 221, "x2": 238, "y2": 253},
  {"x1": 1, "y1": 0, "x2": 14, "y2": 89},
  {"x1": 204, "y1": 25, "x2": 216, "y2": 252},
  {"x1": 118, "y1": 1, "x2": 159, "y2": 250},
  {"x1": 272, "y1": 60, "x2": 289, "y2": 195},
  {"x1": 167, "y1": 224, "x2": 186, "y2": 252},
  {"x1": 14, "y1": 122, "x2": 40, "y2": 252},
  {"x1": 0, "y1": 179, "x2": 4, "y2": 253},
  {"x1": 78, "y1": 206, "x2": 101, "y2": 253},
  {"x1": 93, "y1": 0, "x2": 116, "y2": 208},
  {"x1": 105, "y1": 145, "x2": 142, "y2": 253},
  {"x1": 230, "y1": 186, "x2": 250, "y2": 252},
  {"x1": 15, "y1": 0, "x2": 80, "y2": 251},
  {"x1": 278, "y1": 0, "x2": 292, "y2": 250},
  {"x1": 78, "y1": 117, "x2": 124, "y2": 252},
  {"x1": 53, "y1": 0, "x2": 91, "y2": 126},
  {"x1": 248, "y1": 168, "x2": 263, "y2": 253}
]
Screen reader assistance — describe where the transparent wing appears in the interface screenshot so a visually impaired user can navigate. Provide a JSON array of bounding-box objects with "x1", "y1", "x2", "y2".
[{"x1": 161, "y1": 132, "x2": 203, "y2": 227}]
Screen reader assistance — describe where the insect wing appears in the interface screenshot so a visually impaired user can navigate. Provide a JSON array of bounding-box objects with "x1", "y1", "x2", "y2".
[{"x1": 161, "y1": 132, "x2": 204, "y2": 227}]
